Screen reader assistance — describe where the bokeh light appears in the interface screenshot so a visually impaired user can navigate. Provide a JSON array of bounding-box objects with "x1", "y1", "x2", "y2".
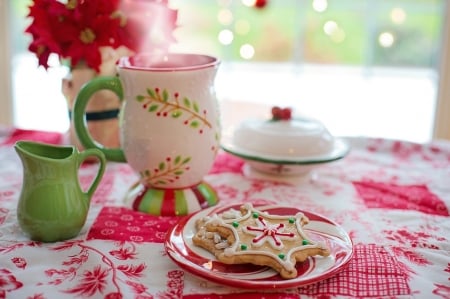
[
  {"x1": 240, "y1": 43, "x2": 255, "y2": 59},
  {"x1": 378, "y1": 32, "x2": 395, "y2": 47},
  {"x1": 390, "y1": 7, "x2": 407, "y2": 24},
  {"x1": 323, "y1": 20, "x2": 346, "y2": 43},
  {"x1": 241, "y1": 0, "x2": 256, "y2": 7},
  {"x1": 323, "y1": 20, "x2": 338, "y2": 35},
  {"x1": 217, "y1": 9, "x2": 233, "y2": 26},
  {"x1": 312, "y1": 0, "x2": 328, "y2": 12},
  {"x1": 218, "y1": 29, "x2": 234, "y2": 45},
  {"x1": 235, "y1": 19, "x2": 251, "y2": 35}
]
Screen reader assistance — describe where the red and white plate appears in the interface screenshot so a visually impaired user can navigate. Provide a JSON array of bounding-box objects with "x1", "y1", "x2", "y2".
[{"x1": 165, "y1": 204, "x2": 354, "y2": 289}]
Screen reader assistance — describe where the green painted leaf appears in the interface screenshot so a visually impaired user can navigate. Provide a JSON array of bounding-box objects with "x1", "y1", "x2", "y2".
[
  {"x1": 158, "y1": 162, "x2": 166, "y2": 171},
  {"x1": 149, "y1": 104, "x2": 159, "y2": 112},
  {"x1": 136, "y1": 95, "x2": 145, "y2": 102},
  {"x1": 147, "y1": 88, "x2": 155, "y2": 98},
  {"x1": 162, "y1": 89, "x2": 169, "y2": 102},
  {"x1": 174, "y1": 156, "x2": 181, "y2": 165},
  {"x1": 183, "y1": 97, "x2": 191, "y2": 108},
  {"x1": 172, "y1": 110, "x2": 182, "y2": 118},
  {"x1": 157, "y1": 180, "x2": 166, "y2": 185},
  {"x1": 182, "y1": 157, "x2": 191, "y2": 164},
  {"x1": 174, "y1": 170, "x2": 184, "y2": 175},
  {"x1": 190, "y1": 120, "x2": 200, "y2": 128},
  {"x1": 193, "y1": 102, "x2": 200, "y2": 113}
]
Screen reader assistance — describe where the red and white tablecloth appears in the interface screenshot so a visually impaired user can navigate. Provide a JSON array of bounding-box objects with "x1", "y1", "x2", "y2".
[{"x1": 0, "y1": 127, "x2": 449, "y2": 299}]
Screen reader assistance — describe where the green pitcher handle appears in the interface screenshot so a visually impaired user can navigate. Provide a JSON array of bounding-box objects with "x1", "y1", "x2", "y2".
[
  {"x1": 73, "y1": 76, "x2": 126, "y2": 162},
  {"x1": 77, "y1": 148, "x2": 107, "y2": 199}
]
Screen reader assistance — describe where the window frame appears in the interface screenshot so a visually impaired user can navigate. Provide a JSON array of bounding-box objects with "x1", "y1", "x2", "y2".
[
  {"x1": 433, "y1": 1, "x2": 450, "y2": 140},
  {"x1": 0, "y1": 0, "x2": 12, "y2": 126}
]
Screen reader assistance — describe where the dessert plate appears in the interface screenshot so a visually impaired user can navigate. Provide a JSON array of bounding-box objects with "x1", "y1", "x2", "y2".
[
  {"x1": 221, "y1": 136, "x2": 350, "y2": 165},
  {"x1": 165, "y1": 204, "x2": 353, "y2": 289}
]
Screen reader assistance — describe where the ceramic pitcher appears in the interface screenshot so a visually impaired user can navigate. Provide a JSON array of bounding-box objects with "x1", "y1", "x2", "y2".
[
  {"x1": 15, "y1": 141, "x2": 106, "y2": 242},
  {"x1": 73, "y1": 53, "x2": 221, "y2": 216}
]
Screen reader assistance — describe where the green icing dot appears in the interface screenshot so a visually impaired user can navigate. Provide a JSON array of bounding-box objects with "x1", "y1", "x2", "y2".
[
  {"x1": 240, "y1": 244, "x2": 247, "y2": 250},
  {"x1": 288, "y1": 217, "x2": 295, "y2": 224},
  {"x1": 302, "y1": 239, "x2": 309, "y2": 245},
  {"x1": 252, "y1": 212, "x2": 259, "y2": 218},
  {"x1": 232, "y1": 221, "x2": 239, "y2": 228},
  {"x1": 278, "y1": 253, "x2": 285, "y2": 260}
]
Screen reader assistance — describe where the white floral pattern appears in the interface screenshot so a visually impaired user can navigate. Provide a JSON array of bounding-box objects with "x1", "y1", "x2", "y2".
[{"x1": 0, "y1": 129, "x2": 449, "y2": 298}]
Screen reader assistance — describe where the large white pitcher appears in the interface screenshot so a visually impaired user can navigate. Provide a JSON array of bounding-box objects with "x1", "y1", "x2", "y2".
[{"x1": 73, "y1": 53, "x2": 221, "y2": 216}]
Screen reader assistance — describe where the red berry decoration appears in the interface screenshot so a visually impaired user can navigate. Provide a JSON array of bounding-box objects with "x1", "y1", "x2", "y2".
[
  {"x1": 271, "y1": 106, "x2": 282, "y2": 119},
  {"x1": 271, "y1": 106, "x2": 292, "y2": 121},
  {"x1": 254, "y1": 0, "x2": 268, "y2": 9},
  {"x1": 281, "y1": 108, "x2": 292, "y2": 120}
]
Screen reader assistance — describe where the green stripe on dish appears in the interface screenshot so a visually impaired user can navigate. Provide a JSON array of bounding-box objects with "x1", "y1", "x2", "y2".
[
  {"x1": 197, "y1": 183, "x2": 218, "y2": 206},
  {"x1": 139, "y1": 188, "x2": 164, "y2": 215},
  {"x1": 174, "y1": 190, "x2": 188, "y2": 216}
]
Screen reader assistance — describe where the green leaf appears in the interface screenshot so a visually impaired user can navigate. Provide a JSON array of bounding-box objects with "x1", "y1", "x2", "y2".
[
  {"x1": 147, "y1": 88, "x2": 155, "y2": 98},
  {"x1": 171, "y1": 110, "x2": 182, "y2": 118},
  {"x1": 157, "y1": 180, "x2": 166, "y2": 185},
  {"x1": 162, "y1": 89, "x2": 169, "y2": 102},
  {"x1": 174, "y1": 170, "x2": 184, "y2": 175},
  {"x1": 174, "y1": 155, "x2": 181, "y2": 165},
  {"x1": 158, "y1": 162, "x2": 166, "y2": 171},
  {"x1": 136, "y1": 95, "x2": 145, "y2": 102},
  {"x1": 149, "y1": 104, "x2": 159, "y2": 112},
  {"x1": 182, "y1": 157, "x2": 191, "y2": 164},
  {"x1": 190, "y1": 120, "x2": 199, "y2": 128},
  {"x1": 193, "y1": 102, "x2": 200, "y2": 113},
  {"x1": 183, "y1": 97, "x2": 191, "y2": 108}
]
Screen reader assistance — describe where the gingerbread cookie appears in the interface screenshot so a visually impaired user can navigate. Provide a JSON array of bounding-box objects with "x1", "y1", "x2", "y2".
[{"x1": 192, "y1": 203, "x2": 330, "y2": 279}]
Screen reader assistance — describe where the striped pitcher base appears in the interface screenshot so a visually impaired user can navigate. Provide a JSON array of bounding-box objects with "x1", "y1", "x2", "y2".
[{"x1": 125, "y1": 181, "x2": 219, "y2": 216}]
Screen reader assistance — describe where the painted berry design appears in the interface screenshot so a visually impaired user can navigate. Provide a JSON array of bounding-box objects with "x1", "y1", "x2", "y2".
[
  {"x1": 136, "y1": 87, "x2": 211, "y2": 134},
  {"x1": 140, "y1": 155, "x2": 191, "y2": 186}
]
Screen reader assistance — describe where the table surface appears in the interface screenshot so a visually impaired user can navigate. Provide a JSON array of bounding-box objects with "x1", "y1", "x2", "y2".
[{"x1": 0, "y1": 127, "x2": 449, "y2": 299}]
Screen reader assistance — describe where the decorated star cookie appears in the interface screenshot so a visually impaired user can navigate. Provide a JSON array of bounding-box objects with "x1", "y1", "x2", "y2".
[{"x1": 192, "y1": 203, "x2": 330, "y2": 279}]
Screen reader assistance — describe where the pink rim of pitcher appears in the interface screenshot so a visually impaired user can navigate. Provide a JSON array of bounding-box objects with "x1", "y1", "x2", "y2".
[{"x1": 120, "y1": 53, "x2": 220, "y2": 71}]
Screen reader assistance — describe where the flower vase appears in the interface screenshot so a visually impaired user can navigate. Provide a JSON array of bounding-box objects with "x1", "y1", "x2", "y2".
[{"x1": 62, "y1": 67, "x2": 120, "y2": 151}]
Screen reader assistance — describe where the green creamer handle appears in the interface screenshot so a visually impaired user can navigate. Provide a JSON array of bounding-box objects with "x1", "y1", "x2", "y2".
[{"x1": 73, "y1": 76, "x2": 126, "y2": 162}]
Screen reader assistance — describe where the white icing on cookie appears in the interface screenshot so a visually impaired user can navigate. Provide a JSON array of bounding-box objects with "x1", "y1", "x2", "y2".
[{"x1": 204, "y1": 203, "x2": 328, "y2": 274}]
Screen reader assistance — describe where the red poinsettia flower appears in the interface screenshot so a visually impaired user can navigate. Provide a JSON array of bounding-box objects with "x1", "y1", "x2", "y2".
[
  {"x1": 119, "y1": 0, "x2": 178, "y2": 53},
  {"x1": 25, "y1": 0, "x2": 178, "y2": 72}
]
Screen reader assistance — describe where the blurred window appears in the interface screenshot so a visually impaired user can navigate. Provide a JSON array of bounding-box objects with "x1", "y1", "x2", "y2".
[{"x1": 6, "y1": 0, "x2": 447, "y2": 142}]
